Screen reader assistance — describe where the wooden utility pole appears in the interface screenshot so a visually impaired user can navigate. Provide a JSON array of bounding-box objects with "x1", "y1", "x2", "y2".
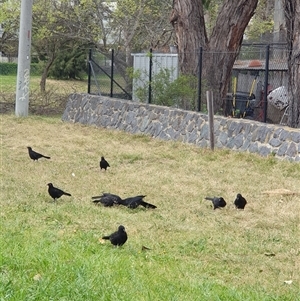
[{"x1": 206, "y1": 91, "x2": 215, "y2": 151}]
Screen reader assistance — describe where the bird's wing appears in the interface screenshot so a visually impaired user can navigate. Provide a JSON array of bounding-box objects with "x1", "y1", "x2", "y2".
[
  {"x1": 122, "y1": 196, "x2": 143, "y2": 207},
  {"x1": 92, "y1": 193, "x2": 121, "y2": 201},
  {"x1": 53, "y1": 187, "x2": 65, "y2": 195}
]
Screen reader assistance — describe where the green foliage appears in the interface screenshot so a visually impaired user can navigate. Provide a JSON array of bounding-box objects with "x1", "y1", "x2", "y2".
[
  {"x1": 112, "y1": 0, "x2": 173, "y2": 51},
  {"x1": 48, "y1": 46, "x2": 88, "y2": 80},
  {"x1": 133, "y1": 68, "x2": 197, "y2": 109},
  {"x1": 0, "y1": 63, "x2": 18, "y2": 75},
  {"x1": 0, "y1": 63, "x2": 43, "y2": 76},
  {"x1": 245, "y1": 0, "x2": 275, "y2": 41},
  {"x1": 246, "y1": 20, "x2": 274, "y2": 41},
  {"x1": 202, "y1": 0, "x2": 223, "y2": 35}
]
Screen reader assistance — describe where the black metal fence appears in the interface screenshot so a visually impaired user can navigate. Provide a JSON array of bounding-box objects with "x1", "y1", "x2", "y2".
[
  {"x1": 88, "y1": 43, "x2": 289, "y2": 125},
  {"x1": 88, "y1": 49, "x2": 132, "y2": 100},
  {"x1": 228, "y1": 43, "x2": 289, "y2": 124}
]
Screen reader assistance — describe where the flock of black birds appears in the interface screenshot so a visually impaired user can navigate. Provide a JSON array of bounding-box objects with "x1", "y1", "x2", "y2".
[
  {"x1": 205, "y1": 193, "x2": 247, "y2": 210},
  {"x1": 27, "y1": 146, "x2": 247, "y2": 247}
]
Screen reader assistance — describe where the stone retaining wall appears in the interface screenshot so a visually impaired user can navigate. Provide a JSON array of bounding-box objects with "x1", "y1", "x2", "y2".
[{"x1": 62, "y1": 93, "x2": 300, "y2": 162}]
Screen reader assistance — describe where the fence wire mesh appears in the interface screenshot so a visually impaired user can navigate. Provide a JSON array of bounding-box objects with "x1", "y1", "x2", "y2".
[
  {"x1": 88, "y1": 50, "x2": 132, "y2": 100},
  {"x1": 88, "y1": 43, "x2": 289, "y2": 125}
]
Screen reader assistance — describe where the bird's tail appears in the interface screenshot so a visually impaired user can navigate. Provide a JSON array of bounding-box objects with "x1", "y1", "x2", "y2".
[
  {"x1": 140, "y1": 201, "x2": 157, "y2": 209},
  {"x1": 43, "y1": 155, "x2": 51, "y2": 159},
  {"x1": 64, "y1": 192, "x2": 71, "y2": 196},
  {"x1": 205, "y1": 197, "x2": 214, "y2": 201},
  {"x1": 102, "y1": 236, "x2": 110, "y2": 240},
  {"x1": 92, "y1": 199, "x2": 101, "y2": 203},
  {"x1": 91, "y1": 195, "x2": 102, "y2": 199}
]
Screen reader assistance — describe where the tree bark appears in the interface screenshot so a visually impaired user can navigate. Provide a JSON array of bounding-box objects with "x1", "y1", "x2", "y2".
[
  {"x1": 171, "y1": 0, "x2": 258, "y2": 113},
  {"x1": 170, "y1": 0, "x2": 208, "y2": 76},
  {"x1": 284, "y1": 0, "x2": 300, "y2": 128},
  {"x1": 40, "y1": 52, "x2": 55, "y2": 93},
  {"x1": 206, "y1": 0, "x2": 258, "y2": 112}
]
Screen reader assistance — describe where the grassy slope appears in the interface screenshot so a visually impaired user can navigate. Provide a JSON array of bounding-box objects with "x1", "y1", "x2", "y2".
[
  {"x1": 0, "y1": 75, "x2": 87, "y2": 115},
  {"x1": 1, "y1": 115, "x2": 299, "y2": 300},
  {"x1": 0, "y1": 75, "x2": 87, "y2": 94}
]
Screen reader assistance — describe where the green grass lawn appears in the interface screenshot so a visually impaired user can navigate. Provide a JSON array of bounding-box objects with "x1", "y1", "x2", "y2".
[
  {"x1": 0, "y1": 75, "x2": 87, "y2": 115},
  {"x1": 1, "y1": 114, "x2": 299, "y2": 301},
  {"x1": 0, "y1": 75, "x2": 87, "y2": 93},
  {"x1": 0, "y1": 74, "x2": 129, "y2": 114}
]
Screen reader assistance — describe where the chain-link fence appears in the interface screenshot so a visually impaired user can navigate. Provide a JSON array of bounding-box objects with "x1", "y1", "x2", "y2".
[
  {"x1": 227, "y1": 43, "x2": 289, "y2": 124},
  {"x1": 88, "y1": 49, "x2": 132, "y2": 100},
  {"x1": 88, "y1": 43, "x2": 289, "y2": 125}
]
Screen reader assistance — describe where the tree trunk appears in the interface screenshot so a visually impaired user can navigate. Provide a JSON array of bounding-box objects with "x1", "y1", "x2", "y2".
[
  {"x1": 170, "y1": 0, "x2": 207, "y2": 76},
  {"x1": 206, "y1": 0, "x2": 258, "y2": 112},
  {"x1": 171, "y1": 0, "x2": 258, "y2": 113},
  {"x1": 40, "y1": 52, "x2": 55, "y2": 93},
  {"x1": 284, "y1": 0, "x2": 300, "y2": 128}
]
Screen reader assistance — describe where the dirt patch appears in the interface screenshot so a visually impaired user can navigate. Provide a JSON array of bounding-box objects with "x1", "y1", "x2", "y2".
[{"x1": 0, "y1": 101, "x2": 15, "y2": 114}]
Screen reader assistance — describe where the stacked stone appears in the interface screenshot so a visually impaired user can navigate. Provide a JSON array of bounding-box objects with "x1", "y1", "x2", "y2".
[{"x1": 62, "y1": 93, "x2": 300, "y2": 162}]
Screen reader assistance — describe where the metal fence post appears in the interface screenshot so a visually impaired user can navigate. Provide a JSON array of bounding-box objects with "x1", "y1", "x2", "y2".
[
  {"x1": 110, "y1": 49, "x2": 114, "y2": 97},
  {"x1": 148, "y1": 48, "x2": 153, "y2": 104},
  {"x1": 197, "y1": 47, "x2": 203, "y2": 112},
  {"x1": 88, "y1": 49, "x2": 92, "y2": 94},
  {"x1": 263, "y1": 44, "x2": 270, "y2": 123}
]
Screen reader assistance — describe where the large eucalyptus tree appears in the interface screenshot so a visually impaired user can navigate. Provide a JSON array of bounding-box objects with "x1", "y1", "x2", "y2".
[{"x1": 170, "y1": 0, "x2": 259, "y2": 112}]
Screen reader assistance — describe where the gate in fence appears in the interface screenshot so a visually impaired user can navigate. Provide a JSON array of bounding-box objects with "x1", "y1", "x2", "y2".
[{"x1": 88, "y1": 49, "x2": 132, "y2": 100}]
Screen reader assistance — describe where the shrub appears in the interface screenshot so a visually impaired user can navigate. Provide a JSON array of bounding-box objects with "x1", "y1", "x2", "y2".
[
  {"x1": 0, "y1": 62, "x2": 43, "y2": 76},
  {"x1": 48, "y1": 47, "x2": 88, "y2": 80},
  {"x1": 133, "y1": 68, "x2": 197, "y2": 110},
  {"x1": 0, "y1": 63, "x2": 18, "y2": 75}
]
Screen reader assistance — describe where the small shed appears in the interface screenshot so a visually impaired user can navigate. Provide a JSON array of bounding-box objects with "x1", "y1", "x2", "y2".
[{"x1": 131, "y1": 53, "x2": 179, "y2": 101}]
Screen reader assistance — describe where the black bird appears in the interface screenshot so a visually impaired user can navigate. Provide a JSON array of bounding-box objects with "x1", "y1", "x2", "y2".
[
  {"x1": 102, "y1": 225, "x2": 128, "y2": 246},
  {"x1": 92, "y1": 193, "x2": 122, "y2": 207},
  {"x1": 120, "y1": 195, "x2": 157, "y2": 209},
  {"x1": 27, "y1": 146, "x2": 50, "y2": 161},
  {"x1": 234, "y1": 193, "x2": 247, "y2": 209},
  {"x1": 205, "y1": 196, "x2": 227, "y2": 210},
  {"x1": 100, "y1": 156, "x2": 110, "y2": 171},
  {"x1": 47, "y1": 183, "x2": 71, "y2": 201}
]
